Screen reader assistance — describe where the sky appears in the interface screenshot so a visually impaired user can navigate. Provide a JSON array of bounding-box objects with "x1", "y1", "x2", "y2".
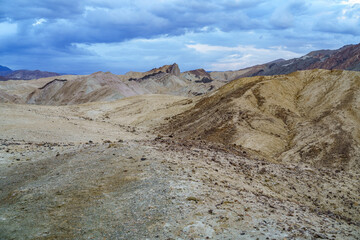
[{"x1": 0, "y1": 0, "x2": 359, "y2": 74}]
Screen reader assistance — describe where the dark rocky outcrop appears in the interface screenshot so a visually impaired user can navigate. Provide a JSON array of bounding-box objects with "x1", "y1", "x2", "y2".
[
  {"x1": 181, "y1": 69, "x2": 214, "y2": 83},
  {"x1": 38, "y1": 79, "x2": 68, "y2": 90},
  {"x1": 165, "y1": 63, "x2": 180, "y2": 76}
]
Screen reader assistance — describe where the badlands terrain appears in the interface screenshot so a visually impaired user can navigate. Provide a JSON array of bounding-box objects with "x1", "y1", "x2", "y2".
[{"x1": 0, "y1": 46, "x2": 360, "y2": 239}]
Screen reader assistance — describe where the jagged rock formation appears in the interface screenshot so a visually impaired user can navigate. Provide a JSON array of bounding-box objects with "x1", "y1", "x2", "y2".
[
  {"x1": 165, "y1": 69, "x2": 360, "y2": 170},
  {"x1": 125, "y1": 63, "x2": 181, "y2": 80},
  {"x1": 181, "y1": 69, "x2": 213, "y2": 83},
  {"x1": 125, "y1": 65, "x2": 220, "y2": 97}
]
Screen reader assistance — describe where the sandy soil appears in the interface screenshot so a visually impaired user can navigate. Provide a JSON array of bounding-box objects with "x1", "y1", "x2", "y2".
[{"x1": 0, "y1": 92, "x2": 359, "y2": 239}]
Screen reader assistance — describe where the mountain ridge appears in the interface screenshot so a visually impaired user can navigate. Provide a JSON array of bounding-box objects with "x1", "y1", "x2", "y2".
[
  {"x1": 210, "y1": 43, "x2": 360, "y2": 81},
  {"x1": 1, "y1": 43, "x2": 359, "y2": 82},
  {"x1": 0, "y1": 66, "x2": 61, "y2": 80}
]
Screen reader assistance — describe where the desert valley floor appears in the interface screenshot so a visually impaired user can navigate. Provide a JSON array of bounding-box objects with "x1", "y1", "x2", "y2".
[{"x1": 0, "y1": 69, "x2": 359, "y2": 239}]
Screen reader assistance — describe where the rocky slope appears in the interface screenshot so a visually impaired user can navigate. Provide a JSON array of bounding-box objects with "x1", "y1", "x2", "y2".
[
  {"x1": 0, "y1": 92, "x2": 359, "y2": 239},
  {"x1": 0, "y1": 75, "x2": 84, "y2": 104},
  {"x1": 123, "y1": 64, "x2": 220, "y2": 96},
  {"x1": 26, "y1": 72, "x2": 149, "y2": 105},
  {"x1": 165, "y1": 69, "x2": 360, "y2": 170},
  {"x1": 125, "y1": 63, "x2": 181, "y2": 79}
]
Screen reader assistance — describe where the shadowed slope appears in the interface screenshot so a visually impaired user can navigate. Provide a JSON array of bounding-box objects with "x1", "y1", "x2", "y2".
[
  {"x1": 26, "y1": 72, "x2": 148, "y2": 105},
  {"x1": 165, "y1": 69, "x2": 360, "y2": 169}
]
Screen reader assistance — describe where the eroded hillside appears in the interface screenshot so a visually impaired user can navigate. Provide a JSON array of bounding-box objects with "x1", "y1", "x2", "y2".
[
  {"x1": 165, "y1": 69, "x2": 360, "y2": 170},
  {"x1": 0, "y1": 64, "x2": 223, "y2": 105}
]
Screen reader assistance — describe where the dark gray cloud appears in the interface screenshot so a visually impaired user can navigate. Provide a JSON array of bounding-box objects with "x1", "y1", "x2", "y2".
[{"x1": 0, "y1": 0, "x2": 359, "y2": 74}]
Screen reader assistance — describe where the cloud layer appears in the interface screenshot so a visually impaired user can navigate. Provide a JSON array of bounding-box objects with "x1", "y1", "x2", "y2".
[{"x1": 0, "y1": 0, "x2": 359, "y2": 74}]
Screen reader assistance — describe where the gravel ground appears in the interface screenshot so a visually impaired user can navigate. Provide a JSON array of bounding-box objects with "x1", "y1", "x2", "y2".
[{"x1": 1, "y1": 137, "x2": 359, "y2": 239}]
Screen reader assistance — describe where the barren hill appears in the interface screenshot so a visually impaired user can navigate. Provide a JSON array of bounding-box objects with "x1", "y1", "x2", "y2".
[
  {"x1": 26, "y1": 72, "x2": 149, "y2": 105},
  {"x1": 0, "y1": 64, "x2": 223, "y2": 105},
  {"x1": 165, "y1": 69, "x2": 360, "y2": 170},
  {"x1": 0, "y1": 75, "x2": 85, "y2": 104},
  {"x1": 124, "y1": 63, "x2": 181, "y2": 80}
]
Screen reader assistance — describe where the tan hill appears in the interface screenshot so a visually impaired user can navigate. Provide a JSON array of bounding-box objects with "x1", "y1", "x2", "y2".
[
  {"x1": 0, "y1": 64, "x2": 224, "y2": 105},
  {"x1": 0, "y1": 75, "x2": 84, "y2": 103},
  {"x1": 209, "y1": 65, "x2": 265, "y2": 81},
  {"x1": 181, "y1": 68, "x2": 212, "y2": 82},
  {"x1": 0, "y1": 89, "x2": 20, "y2": 103},
  {"x1": 26, "y1": 72, "x2": 149, "y2": 105},
  {"x1": 165, "y1": 69, "x2": 360, "y2": 170},
  {"x1": 124, "y1": 64, "x2": 221, "y2": 96}
]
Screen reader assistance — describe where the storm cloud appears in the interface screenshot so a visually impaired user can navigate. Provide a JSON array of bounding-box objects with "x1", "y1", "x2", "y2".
[{"x1": 0, "y1": 0, "x2": 359, "y2": 74}]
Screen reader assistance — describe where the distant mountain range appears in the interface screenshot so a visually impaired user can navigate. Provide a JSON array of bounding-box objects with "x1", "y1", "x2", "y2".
[
  {"x1": 0, "y1": 66, "x2": 60, "y2": 80},
  {"x1": 1, "y1": 43, "x2": 359, "y2": 82},
  {"x1": 209, "y1": 43, "x2": 360, "y2": 81}
]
